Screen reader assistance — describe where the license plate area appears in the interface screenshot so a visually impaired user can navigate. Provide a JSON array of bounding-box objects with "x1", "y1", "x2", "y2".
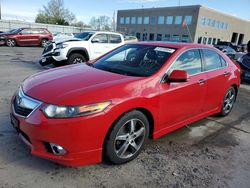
[
  {"x1": 10, "y1": 113, "x2": 19, "y2": 132},
  {"x1": 41, "y1": 57, "x2": 46, "y2": 63}
]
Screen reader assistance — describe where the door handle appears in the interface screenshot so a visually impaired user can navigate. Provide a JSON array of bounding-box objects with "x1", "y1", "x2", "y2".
[
  {"x1": 198, "y1": 79, "x2": 206, "y2": 85},
  {"x1": 224, "y1": 71, "x2": 230, "y2": 76}
]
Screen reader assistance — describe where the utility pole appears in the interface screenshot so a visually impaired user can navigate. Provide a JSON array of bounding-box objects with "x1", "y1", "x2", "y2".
[{"x1": 0, "y1": 2, "x2": 2, "y2": 20}]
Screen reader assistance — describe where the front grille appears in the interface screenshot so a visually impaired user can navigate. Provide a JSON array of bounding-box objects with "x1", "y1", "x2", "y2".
[
  {"x1": 13, "y1": 97, "x2": 33, "y2": 117},
  {"x1": 12, "y1": 87, "x2": 42, "y2": 118},
  {"x1": 43, "y1": 43, "x2": 54, "y2": 54}
]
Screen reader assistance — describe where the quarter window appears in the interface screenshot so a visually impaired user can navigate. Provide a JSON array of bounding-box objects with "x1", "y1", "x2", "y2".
[
  {"x1": 202, "y1": 49, "x2": 223, "y2": 71},
  {"x1": 169, "y1": 49, "x2": 202, "y2": 75}
]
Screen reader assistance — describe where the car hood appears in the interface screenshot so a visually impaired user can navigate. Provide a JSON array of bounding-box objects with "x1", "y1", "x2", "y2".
[
  {"x1": 54, "y1": 37, "x2": 83, "y2": 44},
  {"x1": 22, "y1": 64, "x2": 139, "y2": 105}
]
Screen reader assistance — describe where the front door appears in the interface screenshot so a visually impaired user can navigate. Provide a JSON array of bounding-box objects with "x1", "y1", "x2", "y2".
[
  {"x1": 89, "y1": 34, "x2": 111, "y2": 60},
  {"x1": 158, "y1": 49, "x2": 206, "y2": 130}
]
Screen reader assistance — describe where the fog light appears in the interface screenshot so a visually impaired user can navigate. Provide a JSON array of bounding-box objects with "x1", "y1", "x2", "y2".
[{"x1": 50, "y1": 143, "x2": 67, "y2": 155}]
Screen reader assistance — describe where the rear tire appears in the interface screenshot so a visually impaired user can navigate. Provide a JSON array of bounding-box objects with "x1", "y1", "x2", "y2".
[
  {"x1": 104, "y1": 110, "x2": 149, "y2": 164},
  {"x1": 67, "y1": 53, "x2": 86, "y2": 65},
  {"x1": 219, "y1": 86, "x2": 236, "y2": 116},
  {"x1": 6, "y1": 39, "x2": 16, "y2": 47}
]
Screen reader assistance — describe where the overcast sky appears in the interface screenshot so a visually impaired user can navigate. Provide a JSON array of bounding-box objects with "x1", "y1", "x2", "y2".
[{"x1": 1, "y1": 0, "x2": 250, "y2": 23}]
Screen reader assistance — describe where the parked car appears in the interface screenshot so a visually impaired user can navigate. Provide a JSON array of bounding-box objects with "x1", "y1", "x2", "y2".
[
  {"x1": 215, "y1": 41, "x2": 238, "y2": 51},
  {"x1": 215, "y1": 45, "x2": 236, "y2": 60},
  {"x1": 237, "y1": 53, "x2": 250, "y2": 82},
  {"x1": 40, "y1": 31, "x2": 125, "y2": 66},
  {"x1": 10, "y1": 42, "x2": 240, "y2": 166},
  {"x1": 0, "y1": 28, "x2": 52, "y2": 47},
  {"x1": 124, "y1": 35, "x2": 138, "y2": 43}
]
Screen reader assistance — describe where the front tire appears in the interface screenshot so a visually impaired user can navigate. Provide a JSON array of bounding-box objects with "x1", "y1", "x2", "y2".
[
  {"x1": 41, "y1": 39, "x2": 48, "y2": 47},
  {"x1": 220, "y1": 86, "x2": 236, "y2": 116},
  {"x1": 104, "y1": 110, "x2": 149, "y2": 164},
  {"x1": 67, "y1": 53, "x2": 86, "y2": 65},
  {"x1": 6, "y1": 39, "x2": 16, "y2": 47}
]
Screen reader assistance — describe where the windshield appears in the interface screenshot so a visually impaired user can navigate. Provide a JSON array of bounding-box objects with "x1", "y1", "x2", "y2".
[
  {"x1": 74, "y1": 32, "x2": 94, "y2": 40},
  {"x1": 93, "y1": 44, "x2": 175, "y2": 77}
]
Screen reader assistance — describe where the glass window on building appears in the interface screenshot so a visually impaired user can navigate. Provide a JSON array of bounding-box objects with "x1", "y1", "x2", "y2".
[
  {"x1": 125, "y1": 17, "x2": 130, "y2": 24},
  {"x1": 150, "y1": 16, "x2": 157, "y2": 25},
  {"x1": 208, "y1": 37, "x2": 212, "y2": 44},
  {"x1": 163, "y1": 34, "x2": 171, "y2": 41},
  {"x1": 216, "y1": 21, "x2": 220, "y2": 28},
  {"x1": 166, "y1": 16, "x2": 173, "y2": 24},
  {"x1": 156, "y1": 34, "x2": 162, "y2": 41},
  {"x1": 184, "y1": 16, "x2": 192, "y2": 25},
  {"x1": 175, "y1": 16, "x2": 182, "y2": 24},
  {"x1": 211, "y1": 20, "x2": 215, "y2": 27},
  {"x1": 172, "y1": 34, "x2": 180, "y2": 42},
  {"x1": 149, "y1": 33, "x2": 154, "y2": 41},
  {"x1": 224, "y1": 23, "x2": 228, "y2": 29},
  {"x1": 220, "y1": 22, "x2": 224, "y2": 29},
  {"x1": 203, "y1": 37, "x2": 207, "y2": 44},
  {"x1": 136, "y1": 32, "x2": 141, "y2": 40},
  {"x1": 144, "y1": 16, "x2": 149, "y2": 24},
  {"x1": 182, "y1": 35, "x2": 189, "y2": 42},
  {"x1": 201, "y1": 17, "x2": 206, "y2": 25},
  {"x1": 137, "y1": 17, "x2": 142, "y2": 24},
  {"x1": 142, "y1": 33, "x2": 148, "y2": 41},
  {"x1": 197, "y1": 37, "x2": 202, "y2": 44},
  {"x1": 207, "y1": 18, "x2": 211, "y2": 26},
  {"x1": 158, "y1": 16, "x2": 164, "y2": 24},
  {"x1": 120, "y1": 17, "x2": 124, "y2": 24},
  {"x1": 212, "y1": 38, "x2": 217, "y2": 45},
  {"x1": 131, "y1": 17, "x2": 136, "y2": 24}
]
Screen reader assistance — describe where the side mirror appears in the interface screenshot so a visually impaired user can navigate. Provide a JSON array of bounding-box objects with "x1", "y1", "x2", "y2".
[
  {"x1": 166, "y1": 70, "x2": 189, "y2": 83},
  {"x1": 91, "y1": 38, "x2": 100, "y2": 43}
]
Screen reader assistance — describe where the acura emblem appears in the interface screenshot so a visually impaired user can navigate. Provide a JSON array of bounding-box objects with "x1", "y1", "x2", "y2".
[{"x1": 17, "y1": 97, "x2": 22, "y2": 106}]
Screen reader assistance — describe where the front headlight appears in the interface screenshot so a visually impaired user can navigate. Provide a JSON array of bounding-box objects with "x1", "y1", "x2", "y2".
[
  {"x1": 56, "y1": 43, "x2": 68, "y2": 49},
  {"x1": 0, "y1": 35, "x2": 6, "y2": 39},
  {"x1": 42, "y1": 101, "x2": 111, "y2": 118}
]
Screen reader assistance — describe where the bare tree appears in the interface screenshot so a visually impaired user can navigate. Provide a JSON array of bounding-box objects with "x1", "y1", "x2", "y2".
[
  {"x1": 89, "y1": 16, "x2": 112, "y2": 31},
  {"x1": 35, "y1": 0, "x2": 75, "y2": 25}
]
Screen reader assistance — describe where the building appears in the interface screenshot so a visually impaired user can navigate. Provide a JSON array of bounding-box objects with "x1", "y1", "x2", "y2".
[{"x1": 117, "y1": 5, "x2": 250, "y2": 45}]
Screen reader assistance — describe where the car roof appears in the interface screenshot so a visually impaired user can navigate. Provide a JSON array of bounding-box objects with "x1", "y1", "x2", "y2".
[{"x1": 132, "y1": 41, "x2": 215, "y2": 50}]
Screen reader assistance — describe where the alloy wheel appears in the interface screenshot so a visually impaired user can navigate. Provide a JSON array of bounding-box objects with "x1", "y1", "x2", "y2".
[
  {"x1": 114, "y1": 119, "x2": 146, "y2": 159},
  {"x1": 73, "y1": 57, "x2": 84, "y2": 64},
  {"x1": 6, "y1": 39, "x2": 15, "y2": 47},
  {"x1": 223, "y1": 88, "x2": 236, "y2": 115}
]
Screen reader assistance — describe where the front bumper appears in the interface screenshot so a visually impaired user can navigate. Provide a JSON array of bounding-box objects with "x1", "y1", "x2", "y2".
[
  {"x1": 40, "y1": 43, "x2": 68, "y2": 66},
  {"x1": 10, "y1": 99, "x2": 111, "y2": 166}
]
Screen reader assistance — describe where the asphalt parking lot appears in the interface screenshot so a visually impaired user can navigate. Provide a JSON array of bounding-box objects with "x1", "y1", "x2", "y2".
[{"x1": 0, "y1": 47, "x2": 250, "y2": 188}]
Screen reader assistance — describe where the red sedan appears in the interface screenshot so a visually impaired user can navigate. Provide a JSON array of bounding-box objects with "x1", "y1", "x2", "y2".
[{"x1": 10, "y1": 42, "x2": 241, "y2": 166}]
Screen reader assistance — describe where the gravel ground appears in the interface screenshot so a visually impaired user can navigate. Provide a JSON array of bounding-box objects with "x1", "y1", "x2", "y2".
[{"x1": 0, "y1": 47, "x2": 250, "y2": 188}]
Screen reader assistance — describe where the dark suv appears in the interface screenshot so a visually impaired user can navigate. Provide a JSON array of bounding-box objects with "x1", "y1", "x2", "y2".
[{"x1": 0, "y1": 28, "x2": 52, "y2": 47}]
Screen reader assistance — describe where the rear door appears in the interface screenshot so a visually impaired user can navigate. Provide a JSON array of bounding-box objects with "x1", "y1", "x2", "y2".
[
  {"x1": 159, "y1": 49, "x2": 207, "y2": 128},
  {"x1": 201, "y1": 48, "x2": 230, "y2": 112}
]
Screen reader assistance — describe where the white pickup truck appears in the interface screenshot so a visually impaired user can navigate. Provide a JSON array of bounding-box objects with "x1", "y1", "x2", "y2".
[{"x1": 40, "y1": 31, "x2": 125, "y2": 66}]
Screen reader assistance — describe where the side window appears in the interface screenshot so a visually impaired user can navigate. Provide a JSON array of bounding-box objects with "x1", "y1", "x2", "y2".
[
  {"x1": 109, "y1": 34, "x2": 122, "y2": 44},
  {"x1": 30, "y1": 29, "x2": 40, "y2": 34},
  {"x1": 92, "y1": 34, "x2": 108, "y2": 43},
  {"x1": 21, "y1": 29, "x2": 31, "y2": 34},
  {"x1": 202, "y1": 49, "x2": 222, "y2": 71},
  {"x1": 169, "y1": 49, "x2": 202, "y2": 75}
]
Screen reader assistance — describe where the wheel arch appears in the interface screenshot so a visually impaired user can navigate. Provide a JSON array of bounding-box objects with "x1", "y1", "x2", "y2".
[{"x1": 66, "y1": 47, "x2": 89, "y2": 61}]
